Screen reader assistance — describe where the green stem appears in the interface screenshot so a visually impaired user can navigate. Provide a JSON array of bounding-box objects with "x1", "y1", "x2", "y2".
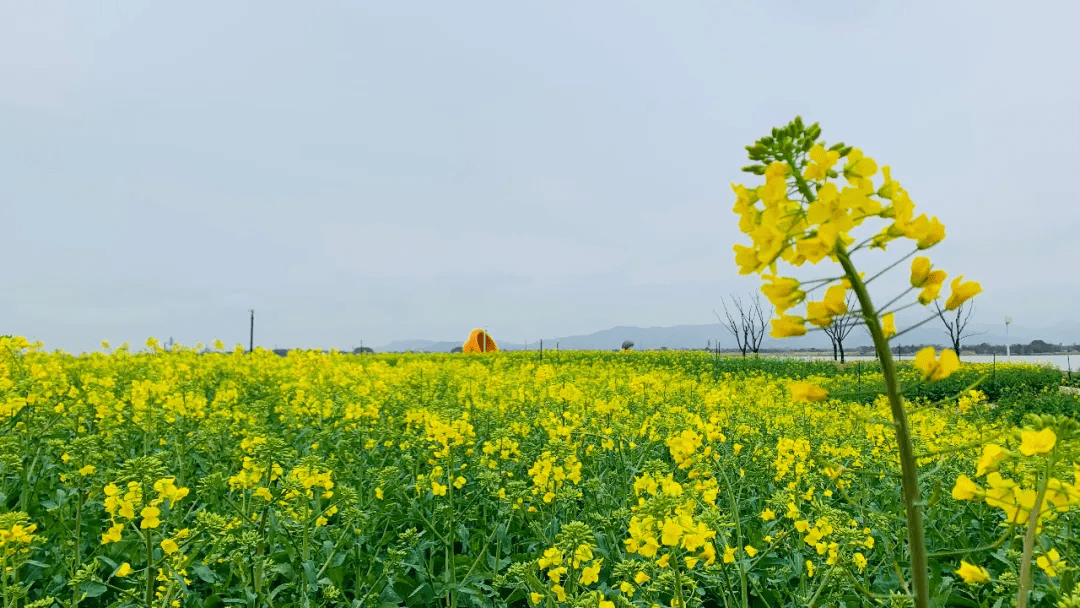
[
  {"x1": 316, "y1": 525, "x2": 354, "y2": 579},
  {"x1": 785, "y1": 151, "x2": 817, "y2": 203},
  {"x1": 73, "y1": 486, "x2": 84, "y2": 608},
  {"x1": 1016, "y1": 453, "x2": 1053, "y2": 608},
  {"x1": 807, "y1": 568, "x2": 832, "y2": 607},
  {"x1": 718, "y1": 468, "x2": 749, "y2": 607},
  {"x1": 3, "y1": 555, "x2": 10, "y2": 608},
  {"x1": 144, "y1": 526, "x2": 154, "y2": 607},
  {"x1": 672, "y1": 560, "x2": 687, "y2": 608},
  {"x1": 836, "y1": 246, "x2": 930, "y2": 608},
  {"x1": 446, "y1": 450, "x2": 457, "y2": 608},
  {"x1": 843, "y1": 567, "x2": 886, "y2": 606},
  {"x1": 20, "y1": 447, "x2": 43, "y2": 512}
]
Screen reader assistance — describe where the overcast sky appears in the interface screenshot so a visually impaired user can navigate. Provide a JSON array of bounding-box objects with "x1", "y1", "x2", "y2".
[{"x1": 3, "y1": 1, "x2": 1078, "y2": 352}]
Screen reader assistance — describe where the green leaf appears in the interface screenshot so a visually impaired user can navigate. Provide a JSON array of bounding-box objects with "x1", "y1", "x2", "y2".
[
  {"x1": 81, "y1": 582, "x2": 107, "y2": 598},
  {"x1": 192, "y1": 563, "x2": 218, "y2": 583},
  {"x1": 269, "y1": 582, "x2": 292, "y2": 601},
  {"x1": 302, "y1": 559, "x2": 319, "y2": 588},
  {"x1": 272, "y1": 562, "x2": 296, "y2": 579}
]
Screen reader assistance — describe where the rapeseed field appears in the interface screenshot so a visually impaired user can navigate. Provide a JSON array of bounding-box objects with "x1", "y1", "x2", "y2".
[{"x1": 0, "y1": 337, "x2": 1075, "y2": 607}]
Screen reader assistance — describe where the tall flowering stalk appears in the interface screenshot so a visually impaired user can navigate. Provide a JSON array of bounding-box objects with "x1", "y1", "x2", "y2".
[{"x1": 730, "y1": 117, "x2": 981, "y2": 608}]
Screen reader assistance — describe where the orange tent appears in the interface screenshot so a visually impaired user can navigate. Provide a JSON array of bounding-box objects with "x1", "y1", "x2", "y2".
[{"x1": 462, "y1": 329, "x2": 498, "y2": 353}]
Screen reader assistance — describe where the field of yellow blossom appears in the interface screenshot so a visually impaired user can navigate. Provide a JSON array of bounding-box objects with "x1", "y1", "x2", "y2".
[{"x1": 0, "y1": 335, "x2": 1076, "y2": 607}]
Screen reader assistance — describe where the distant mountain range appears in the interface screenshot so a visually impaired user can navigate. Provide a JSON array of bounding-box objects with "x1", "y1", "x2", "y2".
[{"x1": 375, "y1": 320, "x2": 1080, "y2": 353}]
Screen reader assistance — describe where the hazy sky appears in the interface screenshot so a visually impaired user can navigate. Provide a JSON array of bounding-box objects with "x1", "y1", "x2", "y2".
[{"x1": 3, "y1": 1, "x2": 1078, "y2": 352}]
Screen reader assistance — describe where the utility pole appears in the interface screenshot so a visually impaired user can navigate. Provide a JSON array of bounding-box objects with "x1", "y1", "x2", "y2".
[
  {"x1": 249, "y1": 310, "x2": 255, "y2": 354},
  {"x1": 1005, "y1": 316, "x2": 1012, "y2": 357}
]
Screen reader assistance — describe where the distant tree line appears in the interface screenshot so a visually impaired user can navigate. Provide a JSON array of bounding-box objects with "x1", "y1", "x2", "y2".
[
  {"x1": 958, "y1": 341, "x2": 1078, "y2": 355},
  {"x1": 843, "y1": 340, "x2": 1079, "y2": 357}
]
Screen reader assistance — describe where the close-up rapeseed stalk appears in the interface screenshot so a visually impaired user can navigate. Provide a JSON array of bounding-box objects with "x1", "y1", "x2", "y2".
[{"x1": 731, "y1": 116, "x2": 987, "y2": 608}]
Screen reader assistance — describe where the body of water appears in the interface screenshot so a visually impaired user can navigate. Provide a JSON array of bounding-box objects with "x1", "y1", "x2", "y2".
[{"x1": 798, "y1": 353, "x2": 1077, "y2": 371}]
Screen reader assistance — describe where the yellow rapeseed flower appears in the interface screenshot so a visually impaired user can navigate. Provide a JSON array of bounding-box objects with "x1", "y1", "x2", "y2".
[
  {"x1": 580, "y1": 560, "x2": 602, "y2": 585},
  {"x1": 909, "y1": 257, "x2": 931, "y2": 287},
  {"x1": 761, "y1": 275, "x2": 805, "y2": 313},
  {"x1": 770, "y1": 315, "x2": 807, "y2": 338},
  {"x1": 700, "y1": 542, "x2": 717, "y2": 566},
  {"x1": 881, "y1": 313, "x2": 897, "y2": 338},
  {"x1": 951, "y1": 475, "x2": 981, "y2": 501},
  {"x1": 101, "y1": 523, "x2": 124, "y2": 544},
  {"x1": 661, "y1": 518, "x2": 684, "y2": 547},
  {"x1": 911, "y1": 215, "x2": 946, "y2": 249},
  {"x1": 976, "y1": 444, "x2": 1008, "y2": 476},
  {"x1": 853, "y1": 552, "x2": 867, "y2": 572},
  {"x1": 537, "y1": 547, "x2": 563, "y2": 569},
  {"x1": 911, "y1": 258, "x2": 948, "y2": 305},
  {"x1": 552, "y1": 585, "x2": 566, "y2": 602},
  {"x1": 842, "y1": 149, "x2": 878, "y2": 184},
  {"x1": 723, "y1": 545, "x2": 736, "y2": 564},
  {"x1": 914, "y1": 347, "x2": 959, "y2": 381},
  {"x1": 140, "y1": 506, "x2": 161, "y2": 529},
  {"x1": 789, "y1": 382, "x2": 828, "y2": 403},
  {"x1": 804, "y1": 144, "x2": 840, "y2": 181},
  {"x1": 945, "y1": 276, "x2": 982, "y2": 311},
  {"x1": 955, "y1": 561, "x2": 990, "y2": 584},
  {"x1": 1036, "y1": 549, "x2": 1064, "y2": 578},
  {"x1": 1019, "y1": 428, "x2": 1056, "y2": 456}
]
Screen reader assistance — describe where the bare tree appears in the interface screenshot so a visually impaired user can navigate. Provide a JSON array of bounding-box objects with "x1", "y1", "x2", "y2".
[
  {"x1": 715, "y1": 293, "x2": 766, "y2": 357},
  {"x1": 934, "y1": 301, "x2": 981, "y2": 360},
  {"x1": 826, "y1": 332, "x2": 839, "y2": 361},
  {"x1": 821, "y1": 293, "x2": 860, "y2": 363}
]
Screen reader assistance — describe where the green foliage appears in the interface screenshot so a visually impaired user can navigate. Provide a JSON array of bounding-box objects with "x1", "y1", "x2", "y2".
[
  {"x1": 995, "y1": 390, "x2": 1080, "y2": 425},
  {"x1": 817, "y1": 360, "x2": 1063, "y2": 405}
]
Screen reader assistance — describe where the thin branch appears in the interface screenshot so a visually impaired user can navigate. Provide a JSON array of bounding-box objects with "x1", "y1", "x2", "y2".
[
  {"x1": 890, "y1": 312, "x2": 942, "y2": 341},
  {"x1": 864, "y1": 248, "x2": 920, "y2": 286},
  {"x1": 750, "y1": 292, "x2": 767, "y2": 352},
  {"x1": 877, "y1": 287, "x2": 917, "y2": 319}
]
